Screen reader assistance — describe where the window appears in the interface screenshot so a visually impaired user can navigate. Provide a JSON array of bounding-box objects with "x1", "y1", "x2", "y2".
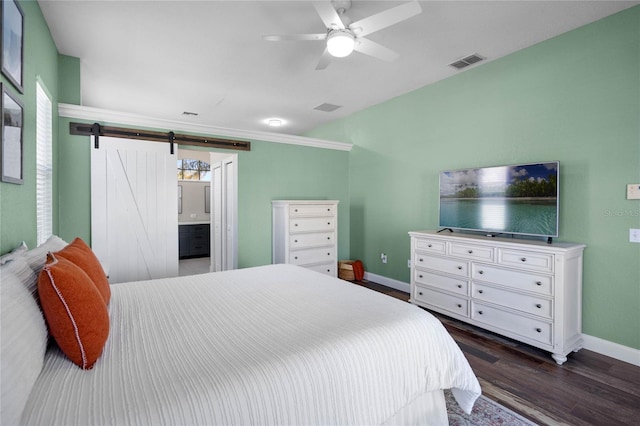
[
  {"x1": 177, "y1": 159, "x2": 210, "y2": 181},
  {"x1": 36, "y1": 80, "x2": 53, "y2": 245}
]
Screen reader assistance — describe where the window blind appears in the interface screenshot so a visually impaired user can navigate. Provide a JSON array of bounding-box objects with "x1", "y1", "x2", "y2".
[{"x1": 36, "y1": 81, "x2": 53, "y2": 245}]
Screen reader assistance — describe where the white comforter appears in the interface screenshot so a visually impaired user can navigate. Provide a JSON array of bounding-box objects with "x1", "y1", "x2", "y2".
[{"x1": 22, "y1": 264, "x2": 480, "y2": 425}]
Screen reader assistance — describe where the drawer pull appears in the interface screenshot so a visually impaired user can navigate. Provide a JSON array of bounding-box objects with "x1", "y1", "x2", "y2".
[
  {"x1": 294, "y1": 239, "x2": 298, "y2": 243},
  {"x1": 427, "y1": 244, "x2": 432, "y2": 248},
  {"x1": 521, "y1": 257, "x2": 527, "y2": 262},
  {"x1": 536, "y1": 304, "x2": 542, "y2": 308},
  {"x1": 327, "y1": 236, "x2": 331, "y2": 240},
  {"x1": 294, "y1": 256, "x2": 298, "y2": 260},
  {"x1": 536, "y1": 328, "x2": 542, "y2": 333},
  {"x1": 294, "y1": 223, "x2": 298, "y2": 227},
  {"x1": 419, "y1": 258, "x2": 424, "y2": 262},
  {"x1": 467, "y1": 250, "x2": 473, "y2": 254},
  {"x1": 478, "y1": 270, "x2": 484, "y2": 275},
  {"x1": 457, "y1": 304, "x2": 462, "y2": 308},
  {"x1": 457, "y1": 284, "x2": 462, "y2": 288},
  {"x1": 419, "y1": 274, "x2": 423, "y2": 279},
  {"x1": 419, "y1": 291, "x2": 423, "y2": 296},
  {"x1": 535, "y1": 281, "x2": 542, "y2": 286},
  {"x1": 327, "y1": 222, "x2": 331, "y2": 225},
  {"x1": 478, "y1": 310, "x2": 483, "y2": 315},
  {"x1": 327, "y1": 252, "x2": 331, "y2": 256},
  {"x1": 457, "y1": 266, "x2": 463, "y2": 270},
  {"x1": 478, "y1": 290, "x2": 484, "y2": 294}
]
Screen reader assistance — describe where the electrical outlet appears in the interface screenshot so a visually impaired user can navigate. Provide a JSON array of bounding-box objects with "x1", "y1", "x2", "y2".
[
  {"x1": 407, "y1": 259, "x2": 412, "y2": 268},
  {"x1": 380, "y1": 253, "x2": 387, "y2": 264},
  {"x1": 627, "y1": 184, "x2": 640, "y2": 200},
  {"x1": 630, "y1": 229, "x2": 640, "y2": 243}
]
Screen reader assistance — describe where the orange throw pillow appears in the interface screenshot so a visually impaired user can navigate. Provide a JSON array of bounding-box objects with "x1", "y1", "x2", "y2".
[
  {"x1": 55, "y1": 237, "x2": 111, "y2": 304},
  {"x1": 38, "y1": 253, "x2": 109, "y2": 369}
]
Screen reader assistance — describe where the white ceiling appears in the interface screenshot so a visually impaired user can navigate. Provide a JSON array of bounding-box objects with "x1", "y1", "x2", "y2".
[{"x1": 39, "y1": 0, "x2": 639, "y2": 136}]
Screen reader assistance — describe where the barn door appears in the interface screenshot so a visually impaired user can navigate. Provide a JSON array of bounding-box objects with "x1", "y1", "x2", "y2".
[
  {"x1": 209, "y1": 154, "x2": 237, "y2": 272},
  {"x1": 91, "y1": 136, "x2": 178, "y2": 283}
]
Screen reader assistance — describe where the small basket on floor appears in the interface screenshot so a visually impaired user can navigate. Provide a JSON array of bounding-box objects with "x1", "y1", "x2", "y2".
[{"x1": 338, "y1": 260, "x2": 356, "y2": 281}]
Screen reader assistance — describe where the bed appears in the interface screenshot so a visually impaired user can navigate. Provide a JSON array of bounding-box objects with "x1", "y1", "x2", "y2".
[{"x1": 1, "y1": 237, "x2": 481, "y2": 425}]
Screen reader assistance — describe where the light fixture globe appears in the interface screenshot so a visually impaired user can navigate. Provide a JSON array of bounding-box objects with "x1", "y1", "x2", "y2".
[{"x1": 326, "y1": 30, "x2": 355, "y2": 58}]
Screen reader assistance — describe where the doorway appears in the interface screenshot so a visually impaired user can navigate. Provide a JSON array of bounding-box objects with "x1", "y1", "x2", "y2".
[{"x1": 176, "y1": 148, "x2": 238, "y2": 276}]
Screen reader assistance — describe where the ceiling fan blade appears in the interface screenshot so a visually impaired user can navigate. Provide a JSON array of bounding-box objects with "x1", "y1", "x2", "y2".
[
  {"x1": 353, "y1": 38, "x2": 399, "y2": 62},
  {"x1": 316, "y1": 48, "x2": 333, "y2": 70},
  {"x1": 263, "y1": 34, "x2": 327, "y2": 42},
  {"x1": 313, "y1": 1, "x2": 345, "y2": 30},
  {"x1": 349, "y1": 1, "x2": 421, "y2": 37}
]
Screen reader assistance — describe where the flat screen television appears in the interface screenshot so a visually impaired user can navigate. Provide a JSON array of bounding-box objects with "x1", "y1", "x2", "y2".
[{"x1": 439, "y1": 161, "x2": 559, "y2": 238}]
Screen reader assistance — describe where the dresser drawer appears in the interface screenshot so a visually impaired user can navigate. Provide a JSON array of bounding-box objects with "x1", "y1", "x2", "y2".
[
  {"x1": 414, "y1": 238, "x2": 446, "y2": 254},
  {"x1": 305, "y1": 262, "x2": 336, "y2": 276},
  {"x1": 472, "y1": 264, "x2": 553, "y2": 295},
  {"x1": 289, "y1": 204, "x2": 336, "y2": 217},
  {"x1": 290, "y1": 217, "x2": 335, "y2": 233},
  {"x1": 473, "y1": 283, "x2": 552, "y2": 319},
  {"x1": 289, "y1": 247, "x2": 335, "y2": 265},
  {"x1": 414, "y1": 286, "x2": 469, "y2": 317},
  {"x1": 415, "y1": 254, "x2": 469, "y2": 277},
  {"x1": 449, "y1": 242, "x2": 494, "y2": 261},
  {"x1": 414, "y1": 270, "x2": 468, "y2": 296},
  {"x1": 498, "y1": 249, "x2": 554, "y2": 272},
  {"x1": 290, "y1": 232, "x2": 334, "y2": 249},
  {"x1": 189, "y1": 239, "x2": 209, "y2": 256},
  {"x1": 472, "y1": 302, "x2": 552, "y2": 346}
]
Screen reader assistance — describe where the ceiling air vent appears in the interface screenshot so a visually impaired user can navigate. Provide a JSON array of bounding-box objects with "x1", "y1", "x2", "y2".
[
  {"x1": 449, "y1": 53, "x2": 485, "y2": 70},
  {"x1": 313, "y1": 103, "x2": 342, "y2": 112}
]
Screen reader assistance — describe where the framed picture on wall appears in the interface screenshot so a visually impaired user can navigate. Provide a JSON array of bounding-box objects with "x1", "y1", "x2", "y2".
[
  {"x1": 1, "y1": 0, "x2": 24, "y2": 93},
  {"x1": 1, "y1": 83, "x2": 24, "y2": 184}
]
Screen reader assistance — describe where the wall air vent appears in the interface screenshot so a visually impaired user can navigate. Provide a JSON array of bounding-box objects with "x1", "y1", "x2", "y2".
[
  {"x1": 449, "y1": 53, "x2": 485, "y2": 70},
  {"x1": 313, "y1": 103, "x2": 342, "y2": 112}
]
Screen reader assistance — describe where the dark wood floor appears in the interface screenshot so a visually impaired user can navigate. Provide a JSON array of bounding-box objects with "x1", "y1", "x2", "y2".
[{"x1": 354, "y1": 280, "x2": 640, "y2": 426}]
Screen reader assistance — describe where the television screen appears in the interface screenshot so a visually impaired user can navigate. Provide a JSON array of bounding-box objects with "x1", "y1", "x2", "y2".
[{"x1": 439, "y1": 162, "x2": 559, "y2": 237}]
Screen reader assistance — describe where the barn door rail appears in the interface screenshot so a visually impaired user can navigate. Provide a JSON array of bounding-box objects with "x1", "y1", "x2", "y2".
[{"x1": 70, "y1": 122, "x2": 251, "y2": 152}]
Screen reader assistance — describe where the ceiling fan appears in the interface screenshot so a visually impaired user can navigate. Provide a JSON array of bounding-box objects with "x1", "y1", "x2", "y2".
[{"x1": 263, "y1": 0, "x2": 422, "y2": 70}]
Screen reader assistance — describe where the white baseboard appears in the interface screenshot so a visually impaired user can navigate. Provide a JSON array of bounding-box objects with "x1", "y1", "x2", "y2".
[
  {"x1": 363, "y1": 272, "x2": 411, "y2": 294},
  {"x1": 364, "y1": 272, "x2": 640, "y2": 367},
  {"x1": 582, "y1": 334, "x2": 640, "y2": 367}
]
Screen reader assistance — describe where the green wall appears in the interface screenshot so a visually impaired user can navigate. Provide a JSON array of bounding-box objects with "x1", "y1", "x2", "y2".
[
  {"x1": 56, "y1": 118, "x2": 350, "y2": 269},
  {"x1": 308, "y1": 7, "x2": 640, "y2": 349},
  {"x1": 0, "y1": 0, "x2": 60, "y2": 253}
]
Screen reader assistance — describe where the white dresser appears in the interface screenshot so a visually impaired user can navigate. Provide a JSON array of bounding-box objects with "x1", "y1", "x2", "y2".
[
  {"x1": 272, "y1": 200, "x2": 339, "y2": 277},
  {"x1": 409, "y1": 230, "x2": 585, "y2": 364}
]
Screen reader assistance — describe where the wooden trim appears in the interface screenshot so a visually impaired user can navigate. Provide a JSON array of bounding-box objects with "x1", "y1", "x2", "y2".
[
  {"x1": 70, "y1": 122, "x2": 251, "y2": 151},
  {"x1": 59, "y1": 104, "x2": 353, "y2": 152}
]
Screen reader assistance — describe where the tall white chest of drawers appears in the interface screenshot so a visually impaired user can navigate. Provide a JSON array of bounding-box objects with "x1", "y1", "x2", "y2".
[
  {"x1": 409, "y1": 230, "x2": 585, "y2": 364},
  {"x1": 272, "y1": 200, "x2": 339, "y2": 277}
]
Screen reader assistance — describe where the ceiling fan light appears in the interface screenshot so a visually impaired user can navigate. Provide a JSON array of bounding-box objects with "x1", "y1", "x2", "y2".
[{"x1": 327, "y1": 30, "x2": 355, "y2": 58}]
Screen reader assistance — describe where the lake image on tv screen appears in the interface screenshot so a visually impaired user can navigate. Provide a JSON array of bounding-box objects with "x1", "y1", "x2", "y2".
[{"x1": 439, "y1": 163, "x2": 558, "y2": 236}]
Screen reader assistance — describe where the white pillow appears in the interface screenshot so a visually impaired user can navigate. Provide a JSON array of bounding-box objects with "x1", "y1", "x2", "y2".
[
  {"x1": 24, "y1": 235, "x2": 68, "y2": 275},
  {"x1": 0, "y1": 269, "x2": 49, "y2": 425},
  {"x1": 0, "y1": 241, "x2": 28, "y2": 265},
  {"x1": 2, "y1": 257, "x2": 38, "y2": 297}
]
